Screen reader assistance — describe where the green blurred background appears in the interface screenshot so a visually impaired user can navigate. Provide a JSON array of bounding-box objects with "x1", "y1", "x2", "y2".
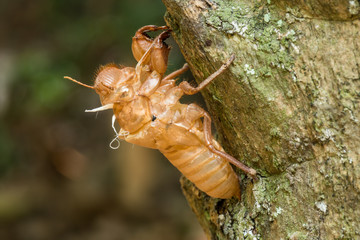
[{"x1": 0, "y1": 0, "x2": 205, "y2": 239}]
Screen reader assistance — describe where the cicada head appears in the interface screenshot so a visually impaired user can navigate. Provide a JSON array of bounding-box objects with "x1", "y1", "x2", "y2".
[
  {"x1": 94, "y1": 65, "x2": 136, "y2": 105},
  {"x1": 65, "y1": 65, "x2": 137, "y2": 106}
]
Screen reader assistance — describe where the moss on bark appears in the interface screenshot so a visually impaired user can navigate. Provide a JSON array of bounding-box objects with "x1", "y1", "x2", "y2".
[{"x1": 162, "y1": 0, "x2": 360, "y2": 239}]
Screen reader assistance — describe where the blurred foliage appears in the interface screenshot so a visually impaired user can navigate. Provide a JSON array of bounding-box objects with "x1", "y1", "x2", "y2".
[{"x1": 0, "y1": 1, "x2": 204, "y2": 240}]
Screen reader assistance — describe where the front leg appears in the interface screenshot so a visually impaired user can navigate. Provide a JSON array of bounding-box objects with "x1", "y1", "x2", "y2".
[
  {"x1": 132, "y1": 25, "x2": 169, "y2": 62},
  {"x1": 135, "y1": 29, "x2": 172, "y2": 77},
  {"x1": 179, "y1": 54, "x2": 235, "y2": 95}
]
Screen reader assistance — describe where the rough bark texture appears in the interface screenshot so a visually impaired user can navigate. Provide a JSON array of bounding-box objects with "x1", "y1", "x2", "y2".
[{"x1": 162, "y1": 0, "x2": 360, "y2": 239}]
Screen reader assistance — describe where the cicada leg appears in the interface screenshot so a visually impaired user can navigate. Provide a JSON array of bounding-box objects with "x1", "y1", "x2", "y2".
[
  {"x1": 162, "y1": 63, "x2": 189, "y2": 82},
  {"x1": 150, "y1": 30, "x2": 171, "y2": 75},
  {"x1": 179, "y1": 54, "x2": 235, "y2": 95},
  {"x1": 132, "y1": 25, "x2": 169, "y2": 62},
  {"x1": 203, "y1": 111, "x2": 258, "y2": 180},
  {"x1": 177, "y1": 102, "x2": 258, "y2": 180},
  {"x1": 133, "y1": 26, "x2": 171, "y2": 75}
]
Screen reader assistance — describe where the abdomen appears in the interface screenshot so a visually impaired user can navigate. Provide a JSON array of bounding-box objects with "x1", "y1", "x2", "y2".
[{"x1": 161, "y1": 145, "x2": 240, "y2": 199}]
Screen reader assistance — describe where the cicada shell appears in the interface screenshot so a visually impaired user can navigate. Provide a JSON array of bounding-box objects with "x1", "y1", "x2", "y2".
[{"x1": 65, "y1": 25, "x2": 257, "y2": 199}]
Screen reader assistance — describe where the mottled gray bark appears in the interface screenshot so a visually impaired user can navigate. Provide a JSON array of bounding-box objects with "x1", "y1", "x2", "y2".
[{"x1": 162, "y1": 0, "x2": 360, "y2": 239}]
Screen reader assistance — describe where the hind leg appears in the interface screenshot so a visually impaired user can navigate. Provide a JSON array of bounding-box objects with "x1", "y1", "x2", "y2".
[
  {"x1": 177, "y1": 103, "x2": 258, "y2": 180},
  {"x1": 202, "y1": 112, "x2": 258, "y2": 180}
]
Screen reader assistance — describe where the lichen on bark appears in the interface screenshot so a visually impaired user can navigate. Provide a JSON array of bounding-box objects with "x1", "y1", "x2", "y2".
[{"x1": 162, "y1": 0, "x2": 360, "y2": 239}]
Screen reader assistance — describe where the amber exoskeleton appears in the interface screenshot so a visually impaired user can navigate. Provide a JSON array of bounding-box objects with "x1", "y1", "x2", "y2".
[{"x1": 65, "y1": 25, "x2": 257, "y2": 199}]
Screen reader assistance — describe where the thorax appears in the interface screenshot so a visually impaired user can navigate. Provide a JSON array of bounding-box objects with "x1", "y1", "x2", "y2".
[{"x1": 113, "y1": 95, "x2": 152, "y2": 133}]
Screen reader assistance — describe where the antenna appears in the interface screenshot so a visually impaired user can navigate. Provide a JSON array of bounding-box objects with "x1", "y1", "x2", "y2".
[{"x1": 64, "y1": 76, "x2": 95, "y2": 89}]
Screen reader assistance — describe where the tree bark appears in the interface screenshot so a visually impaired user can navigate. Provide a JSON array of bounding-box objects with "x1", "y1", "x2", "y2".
[{"x1": 162, "y1": 0, "x2": 360, "y2": 239}]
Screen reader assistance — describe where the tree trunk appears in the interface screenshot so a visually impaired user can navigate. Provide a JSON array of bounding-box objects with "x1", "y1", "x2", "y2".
[{"x1": 162, "y1": 0, "x2": 360, "y2": 239}]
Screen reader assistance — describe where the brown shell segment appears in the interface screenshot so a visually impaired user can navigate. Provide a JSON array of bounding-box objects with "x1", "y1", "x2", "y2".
[{"x1": 162, "y1": 145, "x2": 240, "y2": 199}]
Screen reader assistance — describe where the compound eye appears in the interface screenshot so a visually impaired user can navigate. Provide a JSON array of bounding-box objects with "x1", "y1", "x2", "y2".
[
  {"x1": 96, "y1": 67, "x2": 120, "y2": 89},
  {"x1": 94, "y1": 66, "x2": 120, "y2": 96}
]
